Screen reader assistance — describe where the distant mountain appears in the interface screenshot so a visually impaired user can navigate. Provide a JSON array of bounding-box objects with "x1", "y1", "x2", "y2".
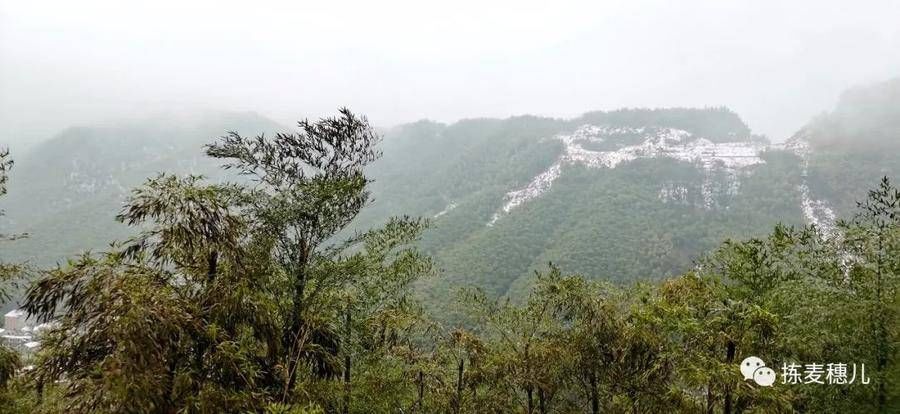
[
  {"x1": 799, "y1": 78, "x2": 900, "y2": 216},
  {"x1": 1, "y1": 82, "x2": 897, "y2": 316},
  {"x1": 354, "y1": 108, "x2": 810, "y2": 308},
  {"x1": 0, "y1": 111, "x2": 284, "y2": 266},
  {"x1": 349, "y1": 87, "x2": 897, "y2": 310},
  {"x1": 803, "y1": 77, "x2": 900, "y2": 151}
]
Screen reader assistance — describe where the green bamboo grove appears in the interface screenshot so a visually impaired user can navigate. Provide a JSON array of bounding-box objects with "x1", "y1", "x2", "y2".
[{"x1": 0, "y1": 110, "x2": 897, "y2": 413}]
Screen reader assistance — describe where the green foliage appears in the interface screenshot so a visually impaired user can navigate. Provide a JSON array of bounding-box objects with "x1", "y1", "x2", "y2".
[
  {"x1": 0, "y1": 148, "x2": 25, "y2": 245},
  {"x1": 17, "y1": 110, "x2": 434, "y2": 413},
  {"x1": 0, "y1": 148, "x2": 10, "y2": 197},
  {"x1": 839, "y1": 177, "x2": 900, "y2": 411},
  {"x1": 5, "y1": 105, "x2": 893, "y2": 320},
  {"x1": 0, "y1": 149, "x2": 22, "y2": 397},
  {"x1": 25, "y1": 253, "x2": 201, "y2": 413},
  {"x1": 1, "y1": 108, "x2": 898, "y2": 413},
  {"x1": 341, "y1": 109, "x2": 815, "y2": 323},
  {"x1": 0, "y1": 111, "x2": 284, "y2": 269}
]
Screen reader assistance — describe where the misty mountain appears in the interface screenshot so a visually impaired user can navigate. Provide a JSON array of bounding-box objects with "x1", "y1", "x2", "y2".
[
  {"x1": 356, "y1": 109, "x2": 805, "y2": 309},
  {"x1": 0, "y1": 111, "x2": 284, "y2": 265},
  {"x1": 1, "y1": 82, "x2": 898, "y2": 312},
  {"x1": 800, "y1": 78, "x2": 900, "y2": 217},
  {"x1": 804, "y1": 77, "x2": 900, "y2": 150}
]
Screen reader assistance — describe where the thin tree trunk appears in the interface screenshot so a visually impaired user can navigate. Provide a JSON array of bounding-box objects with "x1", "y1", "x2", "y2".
[
  {"x1": 538, "y1": 388, "x2": 547, "y2": 414},
  {"x1": 190, "y1": 250, "x2": 219, "y2": 399},
  {"x1": 35, "y1": 376, "x2": 44, "y2": 404},
  {"x1": 706, "y1": 382, "x2": 714, "y2": 414},
  {"x1": 525, "y1": 343, "x2": 533, "y2": 414},
  {"x1": 589, "y1": 370, "x2": 599, "y2": 414},
  {"x1": 416, "y1": 370, "x2": 425, "y2": 413},
  {"x1": 453, "y1": 357, "x2": 464, "y2": 414},
  {"x1": 724, "y1": 340, "x2": 736, "y2": 414},
  {"x1": 285, "y1": 240, "x2": 310, "y2": 392},
  {"x1": 164, "y1": 345, "x2": 182, "y2": 414},
  {"x1": 206, "y1": 250, "x2": 218, "y2": 283},
  {"x1": 526, "y1": 385, "x2": 534, "y2": 414},
  {"x1": 342, "y1": 305, "x2": 352, "y2": 414},
  {"x1": 876, "y1": 235, "x2": 886, "y2": 412}
]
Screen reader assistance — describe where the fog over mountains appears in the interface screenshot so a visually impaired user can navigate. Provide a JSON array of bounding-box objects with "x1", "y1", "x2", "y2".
[
  {"x1": 4, "y1": 2, "x2": 900, "y2": 411},
  {"x1": 1, "y1": 79, "x2": 898, "y2": 311},
  {"x1": 4, "y1": 1, "x2": 900, "y2": 151}
]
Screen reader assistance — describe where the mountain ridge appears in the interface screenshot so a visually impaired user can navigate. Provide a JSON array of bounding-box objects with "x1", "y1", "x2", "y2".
[{"x1": 1, "y1": 87, "x2": 897, "y2": 311}]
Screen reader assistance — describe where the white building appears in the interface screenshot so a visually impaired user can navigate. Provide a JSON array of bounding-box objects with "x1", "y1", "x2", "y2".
[{"x1": 4, "y1": 309, "x2": 27, "y2": 331}]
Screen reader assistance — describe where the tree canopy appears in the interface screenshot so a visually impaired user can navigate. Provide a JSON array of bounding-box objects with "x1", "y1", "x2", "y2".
[{"x1": 0, "y1": 113, "x2": 897, "y2": 413}]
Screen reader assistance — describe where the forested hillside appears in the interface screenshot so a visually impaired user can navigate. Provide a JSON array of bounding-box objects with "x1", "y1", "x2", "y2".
[
  {"x1": 3, "y1": 81, "x2": 899, "y2": 320},
  {"x1": 803, "y1": 78, "x2": 900, "y2": 216},
  {"x1": 3, "y1": 0, "x2": 897, "y2": 411},
  {"x1": 0, "y1": 111, "x2": 283, "y2": 270},
  {"x1": 0, "y1": 105, "x2": 897, "y2": 413},
  {"x1": 355, "y1": 112, "x2": 820, "y2": 312}
]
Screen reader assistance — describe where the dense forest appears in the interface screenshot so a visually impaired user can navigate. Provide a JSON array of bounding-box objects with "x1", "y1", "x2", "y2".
[
  {"x1": 0, "y1": 109, "x2": 897, "y2": 413},
  {"x1": 4, "y1": 81, "x2": 898, "y2": 321}
]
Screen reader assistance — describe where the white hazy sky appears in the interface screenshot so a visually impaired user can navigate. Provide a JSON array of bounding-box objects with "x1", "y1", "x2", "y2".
[{"x1": 2, "y1": 0, "x2": 899, "y2": 148}]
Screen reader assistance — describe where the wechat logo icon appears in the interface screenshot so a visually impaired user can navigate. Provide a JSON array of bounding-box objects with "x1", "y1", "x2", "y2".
[{"x1": 740, "y1": 356, "x2": 775, "y2": 387}]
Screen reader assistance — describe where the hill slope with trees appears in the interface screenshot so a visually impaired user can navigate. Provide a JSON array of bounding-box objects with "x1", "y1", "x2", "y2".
[{"x1": 0, "y1": 105, "x2": 897, "y2": 413}]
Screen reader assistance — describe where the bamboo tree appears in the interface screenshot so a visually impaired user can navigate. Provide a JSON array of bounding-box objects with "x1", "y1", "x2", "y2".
[
  {"x1": 0, "y1": 149, "x2": 22, "y2": 392},
  {"x1": 842, "y1": 177, "x2": 900, "y2": 412},
  {"x1": 205, "y1": 108, "x2": 381, "y2": 393}
]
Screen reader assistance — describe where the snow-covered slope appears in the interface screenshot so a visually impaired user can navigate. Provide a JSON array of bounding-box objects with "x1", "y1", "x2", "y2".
[
  {"x1": 490, "y1": 125, "x2": 768, "y2": 225},
  {"x1": 488, "y1": 124, "x2": 843, "y2": 234},
  {"x1": 774, "y1": 134, "x2": 838, "y2": 237}
]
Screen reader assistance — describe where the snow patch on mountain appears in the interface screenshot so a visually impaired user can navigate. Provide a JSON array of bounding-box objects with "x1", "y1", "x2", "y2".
[
  {"x1": 778, "y1": 136, "x2": 838, "y2": 237},
  {"x1": 65, "y1": 159, "x2": 128, "y2": 195},
  {"x1": 799, "y1": 184, "x2": 838, "y2": 237},
  {"x1": 433, "y1": 202, "x2": 458, "y2": 219},
  {"x1": 658, "y1": 183, "x2": 690, "y2": 205},
  {"x1": 489, "y1": 125, "x2": 767, "y2": 224}
]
